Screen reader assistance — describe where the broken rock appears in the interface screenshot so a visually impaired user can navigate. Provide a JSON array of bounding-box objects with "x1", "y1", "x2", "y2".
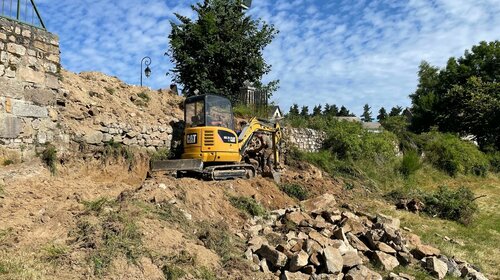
[
  {"x1": 280, "y1": 271, "x2": 309, "y2": 280},
  {"x1": 411, "y1": 244, "x2": 440, "y2": 259},
  {"x1": 344, "y1": 265, "x2": 382, "y2": 280},
  {"x1": 342, "y1": 250, "x2": 363, "y2": 268},
  {"x1": 373, "y1": 251, "x2": 399, "y2": 271},
  {"x1": 255, "y1": 244, "x2": 288, "y2": 268},
  {"x1": 289, "y1": 250, "x2": 309, "y2": 272},
  {"x1": 323, "y1": 246, "x2": 343, "y2": 274},
  {"x1": 424, "y1": 256, "x2": 448, "y2": 279}
]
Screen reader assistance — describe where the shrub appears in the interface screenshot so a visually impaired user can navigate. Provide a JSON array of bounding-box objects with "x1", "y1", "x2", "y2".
[
  {"x1": 487, "y1": 152, "x2": 500, "y2": 173},
  {"x1": 196, "y1": 221, "x2": 243, "y2": 264},
  {"x1": 385, "y1": 186, "x2": 479, "y2": 225},
  {"x1": 421, "y1": 132, "x2": 489, "y2": 176},
  {"x1": 2, "y1": 159, "x2": 14, "y2": 166},
  {"x1": 280, "y1": 184, "x2": 308, "y2": 200},
  {"x1": 162, "y1": 265, "x2": 186, "y2": 280},
  {"x1": 229, "y1": 196, "x2": 266, "y2": 217},
  {"x1": 137, "y1": 91, "x2": 150, "y2": 102},
  {"x1": 104, "y1": 87, "x2": 115, "y2": 95},
  {"x1": 150, "y1": 148, "x2": 170, "y2": 161},
  {"x1": 399, "y1": 150, "x2": 421, "y2": 177},
  {"x1": 422, "y1": 186, "x2": 478, "y2": 225},
  {"x1": 43, "y1": 244, "x2": 69, "y2": 263},
  {"x1": 233, "y1": 104, "x2": 253, "y2": 118},
  {"x1": 41, "y1": 144, "x2": 57, "y2": 175},
  {"x1": 103, "y1": 140, "x2": 135, "y2": 170}
]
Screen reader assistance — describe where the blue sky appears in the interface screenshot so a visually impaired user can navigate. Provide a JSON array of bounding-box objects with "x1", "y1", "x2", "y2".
[{"x1": 35, "y1": 0, "x2": 500, "y2": 116}]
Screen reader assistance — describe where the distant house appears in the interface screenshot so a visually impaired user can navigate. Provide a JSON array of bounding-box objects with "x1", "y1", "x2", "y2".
[
  {"x1": 362, "y1": 122, "x2": 383, "y2": 133},
  {"x1": 268, "y1": 106, "x2": 283, "y2": 120},
  {"x1": 334, "y1": 116, "x2": 362, "y2": 123}
]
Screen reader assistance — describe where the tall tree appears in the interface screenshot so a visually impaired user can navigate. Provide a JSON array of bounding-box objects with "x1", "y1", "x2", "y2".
[
  {"x1": 338, "y1": 106, "x2": 350, "y2": 116},
  {"x1": 168, "y1": 0, "x2": 278, "y2": 102},
  {"x1": 300, "y1": 106, "x2": 309, "y2": 117},
  {"x1": 323, "y1": 104, "x2": 331, "y2": 116},
  {"x1": 389, "y1": 106, "x2": 403, "y2": 116},
  {"x1": 289, "y1": 104, "x2": 299, "y2": 116},
  {"x1": 377, "y1": 107, "x2": 388, "y2": 121},
  {"x1": 361, "y1": 104, "x2": 373, "y2": 122},
  {"x1": 409, "y1": 40, "x2": 500, "y2": 149},
  {"x1": 312, "y1": 104, "x2": 322, "y2": 116}
]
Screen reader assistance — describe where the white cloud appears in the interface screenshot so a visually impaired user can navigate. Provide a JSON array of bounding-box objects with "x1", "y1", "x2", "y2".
[{"x1": 35, "y1": 0, "x2": 500, "y2": 116}]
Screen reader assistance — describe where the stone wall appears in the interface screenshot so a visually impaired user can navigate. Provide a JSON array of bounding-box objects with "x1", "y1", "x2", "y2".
[
  {"x1": 0, "y1": 17, "x2": 67, "y2": 158},
  {"x1": 283, "y1": 127, "x2": 326, "y2": 153}
]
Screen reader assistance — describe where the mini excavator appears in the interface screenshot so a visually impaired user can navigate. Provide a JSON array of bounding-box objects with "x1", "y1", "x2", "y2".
[{"x1": 150, "y1": 94, "x2": 282, "y2": 181}]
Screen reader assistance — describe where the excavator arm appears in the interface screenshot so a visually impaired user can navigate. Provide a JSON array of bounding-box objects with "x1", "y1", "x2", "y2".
[{"x1": 238, "y1": 117, "x2": 282, "y2": 169}]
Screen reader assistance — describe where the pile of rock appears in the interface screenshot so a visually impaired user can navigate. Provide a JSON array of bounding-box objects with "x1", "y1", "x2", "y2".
[{"x1": 243, "y1": 195, "x2": 488, "y2": 280}]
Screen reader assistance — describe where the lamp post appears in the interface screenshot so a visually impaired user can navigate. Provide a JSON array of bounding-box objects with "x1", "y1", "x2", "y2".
[{"x1": 140, "y1": 56, "x2": 152, "y2": 87}]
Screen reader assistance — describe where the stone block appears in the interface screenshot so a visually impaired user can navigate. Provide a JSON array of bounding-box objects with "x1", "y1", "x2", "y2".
[
  {"x1": 0, "y1": 32, "x2": 6, "y2": 40},
  {"x1": 6, "y1": 43, "x2": 26, "y2": 56},
  {"x1": 18, "y1": 66, "x2": 45, "y2": 84},
  {"x1": 24, "y1": 88, "x2": 56, "y2": 106},
  {"x1": 84, "y1": 131, "x2": 103, "y2": 144},
  {"x1": 0, "y1": 113, "x2": 21, "y2": 138},
  {"x1": 11, "y1": 100, "x2": 48, "y2": 118},
  {"x1": 21, "y1": 29, "x2": 31, "y2": 38}
]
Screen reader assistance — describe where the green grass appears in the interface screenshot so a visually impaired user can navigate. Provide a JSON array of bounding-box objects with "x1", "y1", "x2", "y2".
[
  {"x1": 40, "y1": 144, "x2": 57, "y2": 175},
  {"x1": 197, "y1": 221, "x2": 245, "y2": 265},
  {"x1": 2, "y1": 159, "x2": 14, "y2": 166},
  {"x1": 229, "y1": 196, "x2": 266, "y2": 217},
  {"x1": 103, "y1": 140, "x2": 135, "y2": 170},
  {"x1": 149, "y1": 148, "x2": 171, "y2": 161},
  {"x1": 162, "y1": 264, "x2": 186, "y2": 280},
  {"x1": 42, "y1": 244, "x2": 69, "y2": 263},
  {"x1": 82, "y1": 197, "x2": 114, "y2": 213},
  {"x1": 280, "y1": 183, "x2": 309, "y2": 200}
]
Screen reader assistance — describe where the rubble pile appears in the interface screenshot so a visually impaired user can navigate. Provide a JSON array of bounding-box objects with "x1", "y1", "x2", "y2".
[{"x1": 243, "y1": 195, "x2": 488, "y2": 280}]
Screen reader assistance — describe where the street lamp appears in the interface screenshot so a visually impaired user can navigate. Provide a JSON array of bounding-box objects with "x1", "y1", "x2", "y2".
[{"x1": 140, "y1": 56, "x2": 152, "y2": 86}]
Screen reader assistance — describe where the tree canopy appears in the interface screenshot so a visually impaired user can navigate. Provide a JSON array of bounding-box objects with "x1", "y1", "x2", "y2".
[
  {"x1": 168, "y1": 0, "x2": 278, "y2": 102},
  {"x1": 361, "y1": 104, "x2": 373, "y2": 122},
  {"x1": 409, "y1": 40, "x2": 500, "y2": 150}
]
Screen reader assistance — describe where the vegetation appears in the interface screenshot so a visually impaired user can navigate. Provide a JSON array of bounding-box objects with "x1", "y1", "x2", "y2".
[
  {"x1": 280, "y1": 183, "x2": 309, "y2": 201},
  {"x1": 409, "y1": 40, "x2": 500, "y2": 150},
  {"x1": 197, "y1": 221, "x2": 244, "y2": 265},
  {"x1": 229, "y1": 196, "x2": 266, "y2": 217},
  {"x1": 2, "y1": 159, "x2": 14, "y2": 166},
  {"x1": 40, "y1": 144, "x2": 57, "y2": 175},
  {"x1": 421, "y1": 132, "x2": 489, "y2": 176},
  {"x1": 361, "y1": 103, "x2": 373, "y2": 122},
  {"x1": 168, "y1": 0, "x2": 278, "y2": 102},
  {"x1": 149, "y1": 148, "x2": 171, "y2": 161},
  {"x1": 399, "y1": 150, "x2": 421, "y2": 177},
  {"x1": 103, "y1": 139, "x2": 135, "y2": 170},
  {"x1": 42, "y1": 244, "x2": 69, "y2": 263}
]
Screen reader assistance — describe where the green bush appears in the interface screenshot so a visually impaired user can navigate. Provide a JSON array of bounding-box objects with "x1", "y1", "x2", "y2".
[
  {"x1": 229, "y1": 196, "x2": 266, "y2": 217},
  {"x1": 41, "y1": 144, "x2": 57, "y2": 175},
  {"x1": 150, "y1": 148, "x2": 171, "y2": 161},
  {"x1": 385, "y1": 185, "x2": 478, "y2": 225},
  {"x1": 399, "y1": 150, "x2": 421, "y2": 177},
  {"x1": 233, "y1": 104, "x2": 253, "y2": 118},
  {"x1": 487, "y1": 152, "x2": 500, "y2": 173},
  {"x1": 280, "y1": 184, "x2": 308, "y2": 200},
  {"x1": 421, "y1": 132, "x2": 489, "y2": 176},
  {"x1": 423, "y1": 186, "x2": 478, "y2": 225}
]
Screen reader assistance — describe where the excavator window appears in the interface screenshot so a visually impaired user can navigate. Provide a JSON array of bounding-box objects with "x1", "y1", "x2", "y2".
[
  {"x1": 185, "y1": 100, "x2": 205, "y2": 127},
  {"x1": 184, "y1": 95, "x2": 234, "y2": 130}
]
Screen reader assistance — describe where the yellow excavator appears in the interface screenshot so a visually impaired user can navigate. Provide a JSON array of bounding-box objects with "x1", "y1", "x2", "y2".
[{"x1": 150, "y1": 94, "x2": 282, "y2": 181}]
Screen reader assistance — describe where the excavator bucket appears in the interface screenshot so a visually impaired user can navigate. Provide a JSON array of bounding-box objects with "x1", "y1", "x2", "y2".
[{"x1": 150, "y1": 159, "x2": 203, "y2": 172}]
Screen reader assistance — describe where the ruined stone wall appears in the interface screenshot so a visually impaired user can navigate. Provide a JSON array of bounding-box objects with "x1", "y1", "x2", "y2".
[
  {"x1": 283, "y1": 127, "x2": 326, "y2": 153},
  {"x1": 0, "y1": 17, "x2": 66, "y2": 157}
]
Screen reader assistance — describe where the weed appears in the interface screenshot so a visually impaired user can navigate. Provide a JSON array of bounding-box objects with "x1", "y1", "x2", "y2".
[
  {"x1": 487, "y1": 151, "x2": 500, "y2": 173},
  {"x1": 42, "y1": 244, "x2": 69, "y2": 263},
  {"x1": 82, "y1": 197, "x2": 114, "y2": 213},
  {"x1": 155, "y1": 202, "x2": 189, "y2": 227},
  {"x1": 2, "y1": 159, "x2": 14, "y2": 166},
  {"x1": 399, "y1": 150, "x2": 422, "y2": 177},
  {"x1": 150, "y1": 148, "x2": 171, "y2": 161},
  {"x1": 104, "y1": 87, "x2": 115, "y2": 95},
  {"x1": 197, "y1": 221, "x2": 243, "y2": 264},
  {"x1": 195, "y1": 267, "x2": 217, "y2": 280},
  {"x1": 41, "y1": 144, "x2": 57, "y2": 175},
  {"x1": 103, "y1": 139, "x2": 135, "y2": 170},
  {"x1": 162, "y1": 264, "x2": 186, "y2": 280},
  {"x1": 229, "y1": 196, "x2": 266, "y2": 217},
  {"x1": 137, "y1": 91, "x2": 151, "y2": 103},
  {"x1": 280, "y1": 184, "x2": 308, "y2": 200}
]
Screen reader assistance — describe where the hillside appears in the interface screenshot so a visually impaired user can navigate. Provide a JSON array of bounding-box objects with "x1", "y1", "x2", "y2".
[{"x1": 0, "y1": 71, "x2": 498, "y2": 280}]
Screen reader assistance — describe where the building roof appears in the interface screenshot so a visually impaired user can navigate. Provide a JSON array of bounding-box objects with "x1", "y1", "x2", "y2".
[{"x1": 362, "y1": 122, "x2": 383, "y2": 130}]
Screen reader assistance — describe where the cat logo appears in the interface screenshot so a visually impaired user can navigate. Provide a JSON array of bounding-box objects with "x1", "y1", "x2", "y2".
[{"x1": 186, "y1": 133, "x2": 197, "y2": 144}]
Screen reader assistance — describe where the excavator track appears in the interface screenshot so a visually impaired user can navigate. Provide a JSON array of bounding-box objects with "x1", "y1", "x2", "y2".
[{"x1": 202, "y1": 164, "x2": 256, "y2": 180}]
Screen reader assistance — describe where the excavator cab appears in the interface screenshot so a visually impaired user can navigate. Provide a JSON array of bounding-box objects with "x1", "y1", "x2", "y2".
[{"x1": 182, "y1": 95, "x2": 241, "y2": 163}]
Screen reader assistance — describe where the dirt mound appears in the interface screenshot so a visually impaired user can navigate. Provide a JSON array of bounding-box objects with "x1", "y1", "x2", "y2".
[{"x1": 58, "y1": 70, "x2": 184, "y2": 140}]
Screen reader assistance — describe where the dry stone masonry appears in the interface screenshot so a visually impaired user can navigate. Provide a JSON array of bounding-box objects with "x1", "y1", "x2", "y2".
[
  {"x1": 242, "y1": 195, "x2": 488, "y2": 280},
  {"x1": 0, "y1": 17, "x2": 66, "y2": 156},
  {"x1": 284, "y1": 128, "x2": 326, "y2": 153}
]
